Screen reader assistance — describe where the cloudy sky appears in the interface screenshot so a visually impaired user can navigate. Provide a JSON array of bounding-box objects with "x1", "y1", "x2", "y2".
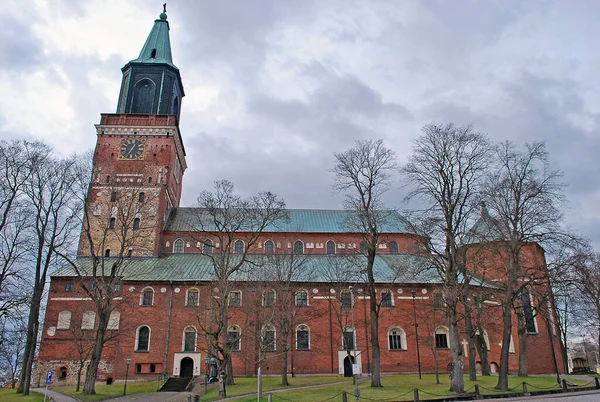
[{"x1": 1, "y1": 0, "x2": 599, "y2": 247}]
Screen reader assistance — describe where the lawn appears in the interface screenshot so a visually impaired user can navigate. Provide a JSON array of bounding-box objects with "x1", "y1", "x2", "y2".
[
  {"x1": 201, "y1": 374, "x2": 588, "y2": 402},
  {"x1": 0, "y1": 388, "x2": 44, "y2": 402},
  {"x1": 53, "y1": 380, "x2": 160, "y2": 401}
]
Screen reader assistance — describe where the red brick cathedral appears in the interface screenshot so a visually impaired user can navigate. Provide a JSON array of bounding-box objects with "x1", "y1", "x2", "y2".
[{"x1": 36, "y1": 10, "x2": 563, "y2": 385}]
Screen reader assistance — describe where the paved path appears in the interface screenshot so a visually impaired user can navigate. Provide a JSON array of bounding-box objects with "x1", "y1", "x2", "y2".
[
  {"x1": 492, "y1": 389, "x2": 600, "y2": 401},
  {"x1": 101, "y1": 391, "x2": 189, "y2": 402},
  {"x1": 31, "y1": 388, "x2": 80, "y2": 402}
]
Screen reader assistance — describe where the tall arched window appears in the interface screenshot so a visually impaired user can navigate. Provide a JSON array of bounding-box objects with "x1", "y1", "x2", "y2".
[
  {"x1": 296, "y1": 325, "x2": 310, "y2": 350},
  {"x1": 136, "y1": 326, "x2": 150, "y2": 351},
  {"x1": 341, "y1": 290, "x2": 352, "y2": 307},
  {"x1": 203, "y1": 239, "x2": 213, "y2": 254},
  {"x1": 183, "y1": 327, "x2": 197, "y2": 352},
  {"x1": 388, "y1": 327, "x2": 407, "y2": 350},
  {"x1": 295, "y1": 290, "x2": 308, "y2": 307},
  {"x1": 234, "y1": 240, "x2": 244, "y2": 254},
  {"x1": 140, "y1": 287, "x2": 154, "y2": 306},
  {"x1": 131, "y1": 78, "x2": 156, "y2": 114},
  {"x1": 262, "y1": 325, "x2": 276, "y2": 352},
  {"x1": 326, "y1": 240, "x2": 336, "y2": 255},
  {"x1": 186, "y1": 288, "x2": 199, "y2": 307},
  {"x1": 227, "y1": 325, "x2": 241, "y2": 351},
  {"x1": 388, "y1": 241, "x2": 399, "y2": 255},
  {"x1": 381, "y1": 290, "x2": 394, "y2": 307},
  {"x1": 343, "y1": 326, "x2": 355, "y2": 350},
  {"x1": 133, "y1": 217, "x2": 140, "y2": 230},
  {"x1": 293, "y1": 240, "x2": 304, "y2": 255},
  {"x1": 173, "y1": 239, "x2": 184, "y2": 253},
  {"x1": 264, "y1": 240, "x2": 274, "y2": 255},
  {"x1": 263, "y1": 289, "x2": 276, "y2": 307}
]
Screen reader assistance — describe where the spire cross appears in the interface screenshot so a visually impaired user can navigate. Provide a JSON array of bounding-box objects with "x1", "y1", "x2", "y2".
[{"x1": 163, "y1": 3, "x2": 167, "y2": 13}]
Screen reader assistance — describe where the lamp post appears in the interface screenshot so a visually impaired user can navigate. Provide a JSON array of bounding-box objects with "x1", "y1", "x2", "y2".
[
  {"x1": 411, "y1": 290, "x2": 422, "y2": 379},
  {"x1": 123, "y1": 357, "x2": 131, "y2": 396},
  {"x1": 349, "y1": 286, "x2": 359, "y2": 401}
]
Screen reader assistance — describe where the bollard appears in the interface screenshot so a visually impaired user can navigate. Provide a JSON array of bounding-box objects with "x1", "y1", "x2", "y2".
[
  {"x1": 562, "y1": 379, "x2": 568, "y2": 393},
  {"x1": 595, "y1": 377, "x2": 600, "y2": 389},
  {"x1": 413, "y1": 388, "x2": 420, "y2": 402},
  {"x1": 342, "y1": 391, "x2": 348, "y2": 402},
  {"x1": 522, "y1": 382, "x2": 530, "y2": 396},
  {"x1": 474, "y1": 384, "x2": 481, "y2": 399},
  {"x1": 267, "y1": 393, "x2": 272, "y2": 402}
]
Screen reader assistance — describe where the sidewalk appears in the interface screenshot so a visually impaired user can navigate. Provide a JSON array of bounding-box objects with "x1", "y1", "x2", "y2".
[{"x1": 31, "y1": 388, "x2": 80, "y2": 402}]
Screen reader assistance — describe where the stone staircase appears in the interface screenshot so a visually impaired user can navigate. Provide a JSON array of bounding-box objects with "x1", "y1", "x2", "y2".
[{"x1": 160, "y1": 376, "x2": 194, "y2": 392}]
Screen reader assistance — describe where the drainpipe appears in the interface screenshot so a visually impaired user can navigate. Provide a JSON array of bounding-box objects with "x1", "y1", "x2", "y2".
[{"x1": 163, "y1": 281, "x2": 174, "y2": 377}]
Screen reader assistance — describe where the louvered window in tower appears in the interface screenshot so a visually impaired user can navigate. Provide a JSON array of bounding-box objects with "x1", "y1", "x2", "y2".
[{"x1": 131, "y1": 79, "x2": 156, "y2": 114}]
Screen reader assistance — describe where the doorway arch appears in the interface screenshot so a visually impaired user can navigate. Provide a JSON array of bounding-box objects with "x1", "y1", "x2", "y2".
[
  {"x1": 343, "y1": 355, "x2": 354, "y2": 377},
  {"x1": 180, "y1": 357, "x2": 194, "y2": 378}
]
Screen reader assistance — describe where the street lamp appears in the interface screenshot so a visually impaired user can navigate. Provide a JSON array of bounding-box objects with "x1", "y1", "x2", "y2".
[
  {"x1": 411, "y1": 290, "x2": 422, "y2": 379},
  {"x1": 123, "y1": 357, "x2": 131, "y2": 395}
]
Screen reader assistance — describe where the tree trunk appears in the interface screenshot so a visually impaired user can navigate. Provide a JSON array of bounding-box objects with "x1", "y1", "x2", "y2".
[
  {"x1": 517, "y1": 311, "x2": 528, "y2": 377},
  {"x1": 83, "y1": 308, "x2": 109, "y2": 395},
  {"x1": 474, "y1": 333, "x2": 490, "y2": 376},
  {"x1": 76, "y1": 361, "x2": 85, "y2": 392},
  {"x1": 464, "y1": 302, "x2": 477, "y2": 381},
  {"x1": 448, "y1": 298, "x2": 465, "y2": 393},
  {"x1": 281, "y1": 344, "x2": 289, "y2": 386},
  {"x1": 496, "y1": 297, "x2": 513, "y2": 390},
  {"x1": 367, "y1": 252, "x2": 382, "y2": 388},
  {"x1": 17, "y1": 289, "x2": 42, "y2": 395}
]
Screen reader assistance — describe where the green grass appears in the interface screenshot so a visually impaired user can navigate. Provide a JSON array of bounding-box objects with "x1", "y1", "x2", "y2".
[
  {"x1": 0, "y1": 388, "x2": 44, "y2": 402},
  {"x1": 53, "y1": 380, "x2": 160, "y2": 401},
  {"x1": 201, "y1": 374, "x2": 588, "y2": 402}
]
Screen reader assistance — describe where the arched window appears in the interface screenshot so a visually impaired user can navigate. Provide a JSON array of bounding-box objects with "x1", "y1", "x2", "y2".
[
  {"x1": 131, "y1": 78, "x2": 156, "y2": 114},
  {"x1": 381, "y1": 290, "x2": 394, "y2": 307},
  {"x1": 326, "y1": 240, "x2": 336, "y2": 255},
  {"x1": 136, "y1": 326, "x2": 150, "y2": 351},
  {"x1": 388, "y1": 241, "x2": 398, "y2": 255},
  {"x1": 107, "y1": 311, "x2": 120, "y2": 330},
  {"x1": 104, "y1": 249, "x2": 111, "y2": 257},
  {"x1": 263, "y1": 289, "x2": 276, "y2": 307},
  {"x1": 203, "y1": 239, "x2": 213, "y2": 254},
  {"x1": 138, "y1": 192, "x2": 145, "y2": 203},
  {"x1": 343, "y1": 326, "x2": 355, "y2": 350},
  {"x1": 388, "y1": 327, "x2": 407, "y2": 350},
  {"x1": 59, "y1": 367, "x2": 67, "y2": 380},
  {"x1": 295, "y1": 290, "x2": 308, "y2": 307},
  {"x1": 340, "y1": 290, "x2": 352, "y2": 307},
  {"x1": 81, "y1": 311, "x2": 96, "y2": 330},
  {"x1": 57, "y1": 311, "x2": 71, "y2": 330},
  {"x1": 173, "y1": 239, "x2": 184, "y2": 253},
  {"x1": 186, "y1": 288, "x2": 199, "y2": 307},
  {"x1": 435, "y1": 326, "x2": 449, "y2": 349},
  {"x1": 262, "y1": 325, "x2": 276, "y2": 352},
  {"x1": 183, "y1": 327, "x2": 196, "y2": 352},
  {"x1": 227, "y1": 325, "x2": 241, "y2": 351},
  {"x1": 296, "y1": 325, "x2": 310, "y2": 350},
  {"x1": 140, "y1": 287, "x2": 154, "y2": 306},
  {"x1": 150, "y1": 364, "x2": 156, "y2": 373},
  {"x1": 228, "y1": 290, "x2": 242, "y2": 307},
  {"x1": 108, "y1": 217, "x2": 116, "y2": 229},
  {"x1": 264, "y1": 240, "x2": 274, "y2": 255},
  {"x1": 234, "y1": 240, "x2": 244, "y2": 254},
  {"x1": 133, "y1": 217, "x2": 140, "y2": 230},
  {"x1": 475, "y1": 328, "x2": 491, "y2": 351},
  {"x1": 293, "y1": 240, "x2": 304, "y2": 255}
]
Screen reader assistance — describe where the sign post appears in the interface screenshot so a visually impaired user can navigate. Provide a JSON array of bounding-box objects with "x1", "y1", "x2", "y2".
[{"x1": 43, "y1": 370, "x2": 53, "y2": 402}]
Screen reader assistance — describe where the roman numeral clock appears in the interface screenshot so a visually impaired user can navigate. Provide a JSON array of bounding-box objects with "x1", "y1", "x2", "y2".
[{"x1": 119, "y1": 138, "x2": 146, "y2": 160}]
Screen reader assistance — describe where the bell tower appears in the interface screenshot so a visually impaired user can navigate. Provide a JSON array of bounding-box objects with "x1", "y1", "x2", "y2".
[{"x1": 79, "y1": 7, "x2": 186, "y2": 258}]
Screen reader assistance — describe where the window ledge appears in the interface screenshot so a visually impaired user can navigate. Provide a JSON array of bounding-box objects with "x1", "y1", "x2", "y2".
[
  {"x1": 135, "y1": 350, "x2": 150, "y2": 353},
  {"x1": 389, "y1": 349, "x2": 408, "y2": 352}
]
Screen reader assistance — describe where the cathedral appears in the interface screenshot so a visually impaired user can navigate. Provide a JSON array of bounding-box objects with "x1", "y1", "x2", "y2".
[{"x1": 36, "y1": 10, "x2": 563, "y2": 386}]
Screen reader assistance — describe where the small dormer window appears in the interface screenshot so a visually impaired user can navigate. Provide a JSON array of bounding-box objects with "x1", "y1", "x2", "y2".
[{"x1": 150, "y1": 49, "x2": 157, "y2": 58}]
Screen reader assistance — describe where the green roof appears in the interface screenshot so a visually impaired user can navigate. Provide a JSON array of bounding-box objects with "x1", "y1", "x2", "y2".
[
  {"x1": 164, "y1": 208, "x2": 418, "y2": 234},
  {"x1": 464, "y1": 205, "x2": 507, "y2": 245},
  {"x1": 51, "y1": 254, "x2": 498, "y2": 288},
  {"x1": 128, "y1": 15, "x2": 176, "y2": 68}
]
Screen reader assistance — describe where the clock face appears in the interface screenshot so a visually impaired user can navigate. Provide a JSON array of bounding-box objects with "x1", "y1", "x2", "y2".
[{"x1": 119, "y1": 138, "x2": 145, "y2": 160}]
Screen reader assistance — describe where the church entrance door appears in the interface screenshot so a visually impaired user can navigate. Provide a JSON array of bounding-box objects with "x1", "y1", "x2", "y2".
[
  {"x1": 343, "y1": 355, "x2": 354, "y2": 377},
  {"x1": 180, "y1": 357, "x2": 194, "y2": 378}
]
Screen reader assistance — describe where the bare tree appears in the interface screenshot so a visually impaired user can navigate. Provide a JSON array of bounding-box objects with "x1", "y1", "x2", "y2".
[
  {"x1": 332, "y1": 139, "x2": 397, "y2": 388},
  {"x1": 571, "y1": 252, "x2": 600, "y2": 354},
  {"x1": 190, "y1": 180, "x2": 287, "y2": 398},
  {"x1": 483, "y1": 141, "x2": 565, "y2": 389},
  {"x1": 0, "y1": 315, "x2": 27, "y2": 388},
  {"x1": 401, "y1": 123, "x2": 490, "y2": 393},
  {"x1": 18, "y1": 145, "x2": 82, "y2": 395},
  {"x1": 55, "y1": 159, "x2": 157, "y2": 395}
]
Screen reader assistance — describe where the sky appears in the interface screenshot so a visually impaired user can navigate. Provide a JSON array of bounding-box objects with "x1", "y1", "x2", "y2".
[{"x1": 1, "y1": 0, "x2": 599, "y2": 248}]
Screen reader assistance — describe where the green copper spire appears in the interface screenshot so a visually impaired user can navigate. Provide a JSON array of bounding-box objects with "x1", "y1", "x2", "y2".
[{"x1": 129, "y1": 4, "x2": 175, "y2": 68}]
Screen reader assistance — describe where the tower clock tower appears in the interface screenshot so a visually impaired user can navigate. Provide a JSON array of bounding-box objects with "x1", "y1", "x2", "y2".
[{"x1": 79, "y1": 8, "x2": 186, "y2": 257}]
